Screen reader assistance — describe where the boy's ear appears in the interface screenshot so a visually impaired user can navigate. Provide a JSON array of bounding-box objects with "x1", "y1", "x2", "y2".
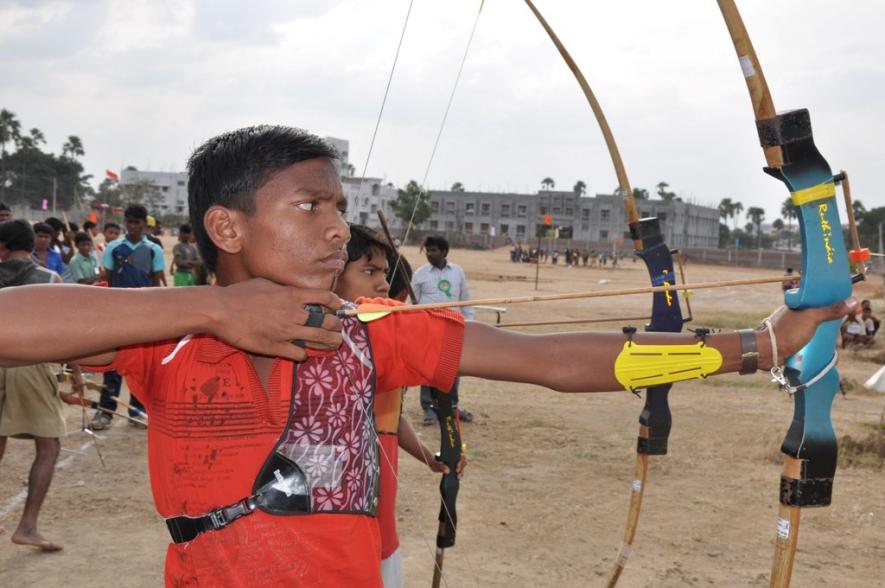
[{"x1": 203, "y1": 205, "x2": 245, "y2": 257}]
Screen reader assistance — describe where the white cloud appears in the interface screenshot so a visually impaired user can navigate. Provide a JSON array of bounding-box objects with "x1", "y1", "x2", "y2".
[{"x1": 2, "y1": 0, "x2": 883, "y2": 220}]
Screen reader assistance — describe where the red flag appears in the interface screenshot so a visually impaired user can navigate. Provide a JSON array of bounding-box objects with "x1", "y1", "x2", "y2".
[{"x1": 106, "y1": 169, "x2": 119, "y2": 181}]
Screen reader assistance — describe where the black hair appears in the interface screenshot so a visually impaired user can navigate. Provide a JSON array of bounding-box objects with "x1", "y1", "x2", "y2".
[
  {"x1": 346, "y1": 224, "x2": 392, "y2": 264},
  {"x1": 105, "y1": 222, "x2": 121, "y2": 232},
  {"x1": 74, "y1": 231, "x2": 92, "y2": 246},
  {"x1": 179, "y1": 223, "x2": 193, "y2": 234},
  {"x1": 0, "y1": 219, "x2": 35, "y2": 252},
  {"x1": 0, "y1": 202, "x2": 10, "y2": 212},
  {"x1": 423, "y1": 235, "x2": 449, "y2": 254},
  {"x1": 387, "y1": 254, "x2": 413, "y2": 301},
  {"x1": 187, "y1": 125, "x2": 339, "y2": 273},
  {"x1": 33, "y1": 222, "x2": 54, "y2": 236},
  {"x1": 83, "y1": 220, "x2": 97, "y2": 231},
  {"x1": 68, "y1": 221, "x2": 79, "y2": 232},
  {"x1": 44, "y1": 217, "x2": 64, "y2": 234},
  {"x1": 124, "y1": 204, "x2": 148, "y2": 221}
]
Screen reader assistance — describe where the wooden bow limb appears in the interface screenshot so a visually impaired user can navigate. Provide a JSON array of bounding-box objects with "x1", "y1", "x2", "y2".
[
  {"x1": 342, "y1": 275, "x2": 799, "y2": 319},
  {"x1": 834, "y1": 171, "x2": 869, "y2": 277},
  {"x1": 377, "y1": 210, "x2": 418, "y2": 304},
  {"x1": 60, "y1": 391, "x2": 147, "y2": 427},
  {"x1": 497, "y1": 315, "x2": 649, "y2": 329}
]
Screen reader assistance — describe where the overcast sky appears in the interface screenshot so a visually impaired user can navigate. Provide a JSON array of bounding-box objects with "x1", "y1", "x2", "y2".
[{"x1": 2, "y1": 0, "x2": 883, "y2": 222}]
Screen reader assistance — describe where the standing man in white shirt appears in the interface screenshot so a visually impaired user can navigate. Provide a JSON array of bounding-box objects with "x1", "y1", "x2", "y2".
[{"x1": 411, "y1": 236, "x2": 475, "y2": 425}]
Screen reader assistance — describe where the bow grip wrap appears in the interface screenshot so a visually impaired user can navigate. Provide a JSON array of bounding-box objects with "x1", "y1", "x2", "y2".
[
  {"x1": 634, "y1": 217, "x2": 685, "y2": 455},
  {"x1": 433, "y1": 389, "x2": 460, "y2": 549},
  {"x1": 757, "y1": 108, "x2": 851, "y2": 507}
]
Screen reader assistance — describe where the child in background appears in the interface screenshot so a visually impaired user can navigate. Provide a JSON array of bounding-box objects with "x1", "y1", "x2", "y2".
[
  {"x1": 171, "y1": 224, "x2": 202, "y2": 286},
  {"x1": 68, "y1": 232, "x2": 100, "y2": 284},
  {"x1": 95, "y1": 222, "x2": 121, "y2": 258},
  {"x1": 334, "y1": 225, "x2": 465, "y2": 588},
  {"x1": 31, "y1": 222, "x2": 66, "y2": 276}
]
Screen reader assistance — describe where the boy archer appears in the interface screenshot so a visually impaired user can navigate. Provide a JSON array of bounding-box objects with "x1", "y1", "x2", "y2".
[{"x1": 0, "y1": 125, "x2": 854, "y2": 586}]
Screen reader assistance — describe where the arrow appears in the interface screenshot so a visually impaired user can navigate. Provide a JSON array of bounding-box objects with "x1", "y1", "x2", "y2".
[{"x1": 340, "y1": 275, "x2": 797, "y2": 322}]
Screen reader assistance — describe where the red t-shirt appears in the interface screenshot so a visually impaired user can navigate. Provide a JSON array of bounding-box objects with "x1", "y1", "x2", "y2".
[
  {"x1": 89, "y1": 301, "x2": 464, "y2": 587},
  {"x1": 375, "y1": 388, "x2": 403, "y2": 559}
]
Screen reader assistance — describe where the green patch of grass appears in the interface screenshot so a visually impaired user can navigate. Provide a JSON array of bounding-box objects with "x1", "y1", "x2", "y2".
[
  {"x1": 575, "y1": 450, "x2": 598, "y2": 460},
  {"x1": 862, "y1": 421, "x2": 885, "y2": 431},
  {"x1": 838, "y1": 432, "x2": 884, "y2": 469},
  {"x1": 527, "y1": 417, "x2": 545, "y2": 428},
  {"x1": 468, "y1": 448, "x2": 489, "y2": 459}
]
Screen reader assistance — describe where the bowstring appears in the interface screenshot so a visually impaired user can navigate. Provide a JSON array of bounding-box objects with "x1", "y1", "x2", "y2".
[
  {"x1": 387, "y1": 0, "x2": 486, "y2": 288},
  {"x1": 337, "y1": 1, "x2": 458, "y2": 584},
  {"x1": 350, "y1": 1, "x2": 485, "y2": 584},
  {"x1": 377, "y1": 2, "x2": 486, "y2": 586},
  {"x1": 349, "y1": 0, "x2": 415, "y2": 207}
]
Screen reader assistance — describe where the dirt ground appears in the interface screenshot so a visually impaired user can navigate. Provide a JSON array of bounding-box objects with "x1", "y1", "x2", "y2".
[{"x1": 1, "y1": 246, "x2": 883, "y2": 587}]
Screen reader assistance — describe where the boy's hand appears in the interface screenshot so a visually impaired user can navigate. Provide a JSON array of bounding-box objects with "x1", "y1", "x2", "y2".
[
  {"x1": 766, "y1": 297, "x2": 859, "y2": 367},
  {"x1": 431, "y1": 452, "x2": 468, "y2": 480},
  {"x1": 212, "y1": 278, "x2": 343, "y2": 361}
]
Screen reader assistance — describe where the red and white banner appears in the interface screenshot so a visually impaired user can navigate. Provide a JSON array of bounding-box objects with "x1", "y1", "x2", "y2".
[{"x1": 106, "y1": 169, "x2": 119, "y2": 181}]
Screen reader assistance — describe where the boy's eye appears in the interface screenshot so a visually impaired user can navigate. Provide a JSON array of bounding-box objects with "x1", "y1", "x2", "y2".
[{"x1": 296, "y1": 202, "x2": 317, "y2": 212}]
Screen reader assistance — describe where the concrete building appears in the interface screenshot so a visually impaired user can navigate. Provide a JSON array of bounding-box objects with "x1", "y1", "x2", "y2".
[
  {"x1": 342, "y1": 176, "x2": 402, "y2": 230},
  {"x1": 423, "y1": 189, "x2": 719, "y2": 248},
  {"x1": 119, "y1": 168, "x2": 189, "y2": 216}
]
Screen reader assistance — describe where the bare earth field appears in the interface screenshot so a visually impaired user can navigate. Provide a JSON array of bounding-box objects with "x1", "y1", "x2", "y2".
[{"x1": 1, "y1": 245, "x2": 883, "y2": 587}]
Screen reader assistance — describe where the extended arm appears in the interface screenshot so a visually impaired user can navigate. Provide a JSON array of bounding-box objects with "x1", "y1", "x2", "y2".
[
  {"x1": 458, "y1": 299, "x2": 855, "y2": 392},
  {"x1": 0, "y1": 279, "x2": 344, "y2": 366}
]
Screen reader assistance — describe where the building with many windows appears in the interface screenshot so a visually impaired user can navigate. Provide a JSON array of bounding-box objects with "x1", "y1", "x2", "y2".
[
  {"x1": 341, "y1": 176, "x2": 401, "y2": 229},
  {"x1": 423, "y1": 189, "x2": 719, "y2": 248},
  {"x1": 119, "y1": 168, "x2": 189, "y2": 216}
]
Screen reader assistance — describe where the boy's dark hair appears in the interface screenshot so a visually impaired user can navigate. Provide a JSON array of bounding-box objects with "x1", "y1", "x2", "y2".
[
  {"x1": 346, "y1": 224, "x2": 392, "y2": 264},
  {"x1": 388, "y1": 254, "x2": 413, "y2": 301},
  {"x1": 83, "y1": 220, "x2": 97, "y2": 231},
  {"x1": 44, "y1": 217, "x2": 64, "y2": 234},
  {"x1": 105, "y1": 222, "x2": 121, "y2": 232},
  {"x1": 33, "y1": 222, "x2": 54, "y2": 236},
  {"x1": 179, "y1": 223, "x2": 193, "y2": 234},
  {"x1": 187, "y1": 125, "x2": 338, "y2": 273},
  {"x1": 0, "y1": 219, "x2": 35, "y2": 252},
  {"x1": 423, "y1": 235, "x2": 449, "y2": 254},
  {"x1": 0, "y1": 202, "x2": 10, "y2": 212},
  {"x1": 74, "y1": 231, "x2": 92, "y2": 246},
  {"x1": 124, "y1": 204, "x2": 148, "y2": 221}
]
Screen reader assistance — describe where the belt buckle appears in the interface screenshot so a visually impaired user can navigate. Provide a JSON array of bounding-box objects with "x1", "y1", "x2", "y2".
[{"x1": 208, "y1": 509, "x2": 228, "y2": 529}]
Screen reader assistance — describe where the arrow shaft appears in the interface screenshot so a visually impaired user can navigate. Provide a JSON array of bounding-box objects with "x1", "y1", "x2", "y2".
[{"x1": 346, "y1": 274, "x2": 796, "y2": 316}]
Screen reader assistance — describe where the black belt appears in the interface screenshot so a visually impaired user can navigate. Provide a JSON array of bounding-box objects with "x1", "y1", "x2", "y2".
[{"x1": 165, "y1": 498, "x2": 257, "y2": 544}]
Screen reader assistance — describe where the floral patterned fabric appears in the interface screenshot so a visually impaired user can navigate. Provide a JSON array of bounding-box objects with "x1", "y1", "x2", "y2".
[{"x1": 274, "y1": 314, "x2": 379, "y2": 514}]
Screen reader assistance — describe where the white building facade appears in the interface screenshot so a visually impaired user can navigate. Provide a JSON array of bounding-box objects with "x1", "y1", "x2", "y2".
[{"x1": 119, "y1": 169, "x2": 189, "y2": 216}]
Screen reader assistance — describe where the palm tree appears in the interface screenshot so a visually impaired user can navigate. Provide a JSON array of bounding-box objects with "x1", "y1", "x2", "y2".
[
  {"x1": 451, "y1": 182, "x2": 465, "y2": 192},
  {"x1": 0, "y1": 109, "x2": 21, "y2": 201},
  {"x1": 541, "y1": 177, "x2": 555, "y2": 191},
  {"x1": 62, "y1": 135, "x2": 85, "y2": 160},
  {"x1": 0, "y1": 109, "x2": 21, "y2": 155},
  {"x1": 772, "y1": 218, "x2": 784, "y2": 247},
  {"x1": 573, "y1": 180, "x2": 586, "y2": 196},
  {"x1": 633, "y1": 187, "x2": 649, "y2": 200},
  {"x1": 656, "y1": 181, "x2": 677, "y2": 202},
  {"x1": 780, "y1": 197, "x2": 797, "y2": 249},
  {"x1": 732, "y1": 201, "x2": 744, "y2": 232},
  {"x1": 719, "y1": 197, "x2": 734, "y2": 223},
  {"x1": 747, "y1": 206, "x2": 765, "y2": 248}
]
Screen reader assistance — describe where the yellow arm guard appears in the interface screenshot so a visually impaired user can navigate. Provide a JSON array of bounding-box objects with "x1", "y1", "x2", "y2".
[{"x1": 614, "y1": 341, "x2": 723, "y2": 392}]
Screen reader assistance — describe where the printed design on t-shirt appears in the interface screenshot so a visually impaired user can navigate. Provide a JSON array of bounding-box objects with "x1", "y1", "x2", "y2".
[
  {"x1": 437, "y1": 278, "x2": 453, "y2": 298},
  {"x1": 277, "y1": 315, "x2": 379, "y2": 514}
]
